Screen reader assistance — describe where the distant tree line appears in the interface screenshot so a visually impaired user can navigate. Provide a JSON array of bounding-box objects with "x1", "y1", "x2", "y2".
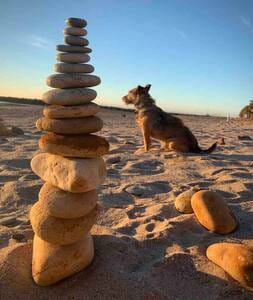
[
  {"x1": 239, "y1": 100, "x2": 253, "y2": 119},
  {"x1": 0, "y1": 96, "x2": 43, "y2": 105}
]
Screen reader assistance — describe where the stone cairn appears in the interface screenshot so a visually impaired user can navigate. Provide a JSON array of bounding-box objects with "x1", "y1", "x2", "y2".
[{"x1": 30, "y1": 17, "x2": 109, "y2": 286}]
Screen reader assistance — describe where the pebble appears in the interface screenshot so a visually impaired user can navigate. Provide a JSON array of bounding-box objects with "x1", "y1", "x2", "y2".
[
  {"x1": 65, "y1": 17, "x2": 87, "y2": 28},
  {"x1": 31, "y1": 153, "x2": 106, "y2": 193},
  {"x1": 36, "y1": 116, "x2": 103, "y2": 134},
  {"x1": 42, "y1": 88, "x2": 97, "y2": 105},
  {"x1": 54, "y1": 63, "x2": 94, "y2": 73},
  {"x1": 63, "y1": 27, "x2": 87, "y2": 36},
  {"x1": 39, "y1": 133, "x2": 110, "y2": 158},
  {"x1": 46, "y1": 74, "x2": 101, "y2": 89},
  {"x1": 57, "y1": 45, "x2": 92, "y2": 53},
  {"x1": 174, "y1": 189, "x2": 196, "y2": 214},
  {"x1": 56, "y1": 53, "x2": 90, "y2": 64},
  {"x1": 65, "y1": 36, "x2": 88, "y2": 46},
  {"x1": 43, "y1": 102, "x2": 100, "y2": 119},
  {"x1": 32, "y1": 234, "x2": 94, "y2": 286}
]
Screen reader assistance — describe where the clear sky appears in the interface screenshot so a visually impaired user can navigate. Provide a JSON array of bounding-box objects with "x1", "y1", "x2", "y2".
[{"x1": 0, "y1": 0, "x2": 252, "y2": 116}]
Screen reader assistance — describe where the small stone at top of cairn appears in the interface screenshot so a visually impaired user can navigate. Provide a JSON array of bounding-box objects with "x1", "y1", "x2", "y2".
[{"x1": 30, "y1": 17, "x2": 109, "y2": 286}]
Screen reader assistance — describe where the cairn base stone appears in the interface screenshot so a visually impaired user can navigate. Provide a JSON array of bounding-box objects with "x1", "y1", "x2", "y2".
[
  {"x1": 30, "y1": 201, "x2": 99, "y2": 245},
  {"x1": 39, "y1": 183, "x2": 98, "y2": 219},
  {"x1": 32, "y1": 234, "x2": 94, "y2": 286},
  {"x1": 31, "y1": 153, "x2": 106, "y2": 193}
]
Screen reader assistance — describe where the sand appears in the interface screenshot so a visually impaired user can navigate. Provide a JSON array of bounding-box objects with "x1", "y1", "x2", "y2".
[{"x1": 0, "y1": 102, "x2": 252, "y2": 299}]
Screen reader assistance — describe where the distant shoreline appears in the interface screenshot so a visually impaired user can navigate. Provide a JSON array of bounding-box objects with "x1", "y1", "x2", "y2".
[{"x1": 0, "y1": 96, "x2": 225, "y2": 118}]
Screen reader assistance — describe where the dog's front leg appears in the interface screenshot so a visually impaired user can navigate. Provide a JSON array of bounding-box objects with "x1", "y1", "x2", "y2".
[{"x1": 134, "y1": 124, "x2": 151, "y2": 154}]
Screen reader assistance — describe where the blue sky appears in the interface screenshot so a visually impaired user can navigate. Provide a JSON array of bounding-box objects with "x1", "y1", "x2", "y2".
[{"x1": 0, "y1": 0, "x2": 252, "y2": 116}]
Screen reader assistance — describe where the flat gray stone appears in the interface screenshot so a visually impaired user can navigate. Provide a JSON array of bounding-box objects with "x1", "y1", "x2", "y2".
[
  {"x1": 64, "y1": 27, "x2": 87, "y2": 36},
  {"x1": 42, "y1": 88, "x2": 97, "y2": 105},
  {"x1": 65, "y1": 36, "x2": 88, "y2": 46},
  {"x1": 46, "y1": 74, "x2": 101, "y2": 89},
  {"x1": 65, "y1": 17, "x2": 87, "y2": 28},
  {"x1": 57, "y1": 45, "x2": 92, "y2": 53},
  {"x1": 56, "y1": 53, "x2": 90, "y2": 63},
  {"x1": 54, "y1": 63, "x2": 94, "y2": 73}
]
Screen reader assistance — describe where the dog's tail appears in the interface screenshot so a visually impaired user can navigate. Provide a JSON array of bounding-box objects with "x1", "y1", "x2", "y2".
[{"x1": 193, "y1": 141, "x2": 217, "y2": 154}]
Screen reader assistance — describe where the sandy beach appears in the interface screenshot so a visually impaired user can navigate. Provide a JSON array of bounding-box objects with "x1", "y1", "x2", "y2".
[{"x1": 0, "y1": 102, "x2": 253, "y2": 299}]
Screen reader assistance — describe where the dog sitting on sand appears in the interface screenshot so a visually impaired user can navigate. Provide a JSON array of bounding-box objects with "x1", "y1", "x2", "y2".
[{"x1": 122, "y1": 84, "x2": 217, "y2": 154}]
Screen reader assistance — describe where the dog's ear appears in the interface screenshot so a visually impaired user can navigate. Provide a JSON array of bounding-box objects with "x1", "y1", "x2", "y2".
[
  {"x1": 144, "y1": 84, "x2": 151, "y2": 93},
  {"x1": 136, "y1": 85, "x2": 144, "y2": 93}
]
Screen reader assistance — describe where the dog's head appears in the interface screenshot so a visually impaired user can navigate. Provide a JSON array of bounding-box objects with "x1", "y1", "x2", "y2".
[{"x1": 122, "y1": 84, "x2": 151, "y2": 105}]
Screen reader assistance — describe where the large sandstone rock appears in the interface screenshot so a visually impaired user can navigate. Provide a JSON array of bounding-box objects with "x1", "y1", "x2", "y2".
[
  {"x1": 46, "y1": 74, "x2": 101, "y2": 89},
  {"x1": 36, "y1": 116, "x2": 103, "y2": 134},
  {"x1": 174, "y1": 189, "x2": 196, "y2": 214},
  {"x1": 54, "y1": 63, "x2": 94, "y2": 73},
  {"x1": 206, "y1": 243, "x2": 253, "y2": 289},
  {"x1": 57, "y1": 44, "x2": 92, "y2": 53},
  {"x1": 63, "y1": 27, "x2": 87, "y2": 36},
  {"x1": 66, "y1": 17, "x2": 87, "y2": 28},
  {"x1": 65, "y1": 36, "x2": 88, "y2": 46},
  {"x1": 56, "y1": 53, "x2": 90, "y2": 64},
  {"x1": 32, "y1": 234, "x2": 94, "y2": 286},
  {"x1": 31, "y1": 153, "x2": 106, "y2": 193},
  {"x1": 30, "y1": 201, "x2": 99, "y2": 244},
  {"x1": 42, "y1": 88, "x2": 97, "y2": 105},
  {"x1": 39, "y1": 133, "x2": 109, "y2": 158},
  {"x1": 39, "y1": 183, "x2": 98, "y2": 218},
  {"x1": 43, "y1": 103, "x2": 100, "y2": 119},
  {"x1": 191, "y1": 190, "x2": 236, "y2": 234}
]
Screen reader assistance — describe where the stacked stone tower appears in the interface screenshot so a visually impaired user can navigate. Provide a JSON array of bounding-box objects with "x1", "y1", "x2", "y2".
[{"x1": 30, "y1": 17, "x2": 109, "y2": 286}]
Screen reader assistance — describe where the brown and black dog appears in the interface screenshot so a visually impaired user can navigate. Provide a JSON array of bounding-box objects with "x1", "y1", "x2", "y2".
[{"x1": 122, "y1": 84, "x2": 217, "y2": 154}]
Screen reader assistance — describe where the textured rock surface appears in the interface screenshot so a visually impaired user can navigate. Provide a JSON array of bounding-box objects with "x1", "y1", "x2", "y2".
[
  {"x1": 56, "y1": 53, "x2": 90, "y2": 64},
  {"x1": 36, "y1": 116, "x2": 103, "y2": 134},
  {"x1": 32, "y1": 234, "x2": 94, "y2": 286},
  {"x1": 57, "y1": 44, "x2": 92, "y2": 53},
  {"x1": 175, "y1": 189, "x2": 195, "y2": 214},
  {"x1": 42, "y1": 88, "x2": 97, "y2": 105},
  {"x1": 191, "y1": 190, "x2": 237, "y2": 234},
  {"x1": 63, "y1": 27, "x2": 87, "y2": 36},
  {"x1": 30, "y1": 201, "x2": 99, "y2": 245},
  {"x1": 39, "y1": 183, "x2": 98, "y2": 218},
  {"x1": 207, "y1": 243, "x2": 253, "y2": 289},
  {"x1": 46, "y1": 74, "x2": 100, "y2": 89},
  {"x1": 43, "y1": 103, "x2": 100, "y2": 119},
  {"x1": 54, "y1": 63, "x2": 94, "y2": 73},
  {"x1": 65, "y1": 36, "x2": 88, "y2": 46},
  {"x1": 66, "y1": 17, "x2": 87, "y2": 28},
  {"x1": 39, "y1": 133, "x2": 109, "y2": 158},
  {"x1": 31, "y1": 153, "x2": 106, "y2": 193}
]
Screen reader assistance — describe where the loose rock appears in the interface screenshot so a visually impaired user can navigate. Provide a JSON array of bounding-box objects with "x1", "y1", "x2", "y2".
[
  {"x1": 39, "y1": 183, "x2": 98, "y2": 218},
  {"x1": 175, "y1": 189, "x2": 196, "y2": 214},
  {"x1": 42, "y1": 88, "x2": 97, "y2": 105},
  {"x1": 30, "y1": 201, "x2": 99, "y2": 245},
  {"x1": 46, "y1": 74, "x2": 100, "y2": 89},
  {"x1": 39, "y1": 133, "x2": 109, "y2": 158},
  {"x1": 207, "y1": 242, "x2": 253, "y2": 289},
  {"x1": 54, "y1": 63, "x2": 94, "y2": 73},
  {"x1": 36, "y1": 116, "x2": 103, "y2": 134},
  {"x1": 191, "y1": 190, "x2": 237, "y2": 234},
  {"x1": 31, "y1": 153, "x2": 106, "y2": 193}
]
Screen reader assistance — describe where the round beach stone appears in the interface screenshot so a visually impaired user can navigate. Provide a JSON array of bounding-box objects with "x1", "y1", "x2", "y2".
[
  {"x1": 54, "y1": 63, "x2": 94, "y2": 73},
  {"x1": 42, "y1": 88, "x2": 97, "y2": 106},
  {"x1": 175, "y1": 189, "x2": 195, "y2": 214},
  {"x1": 36, "y1": 116, "x2": 103, "y2": 134},
  {"x1": 32, "y1": 234, "x2": 94, "y2": 286},
  {"x1": 66, "y1": 17, "x2": 87, "y2": 28},
  {"x1": 39, "y1": 183, "x2": 98, "y2": 219},
  {"x1": 46, "y1": 74, "x2": 101, "y2": 89},
  {"x1": 31, "y1": 153, "x2": 106, "y2": 193},
  {"x1": 206, "y1": 243, "x2": 253, "y2": 289},
  {"x1": 43, "y1": 103, "x2": 100, "y2": 119},
  {"x1": 56, "y1": 53, "x2": 90, "y2": 64},
  {"x1": 30, "y1": 201, "x2": 99, "y2": 245},
  {"x1": 39, "y1": 133, "x2": 110, "y2": 158},
  {"x1": 63, "y1": 27, "x2": 87, "y2": 36},
  {"x1": 57, "y1": 44, "x2": 92, "y2": 53},
  {"x1": 191, "y1": 190, "x2": 237, "y2": 234},
  {"x1": 65, "y1": 35, "x2": 88, "y2": 46}
]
